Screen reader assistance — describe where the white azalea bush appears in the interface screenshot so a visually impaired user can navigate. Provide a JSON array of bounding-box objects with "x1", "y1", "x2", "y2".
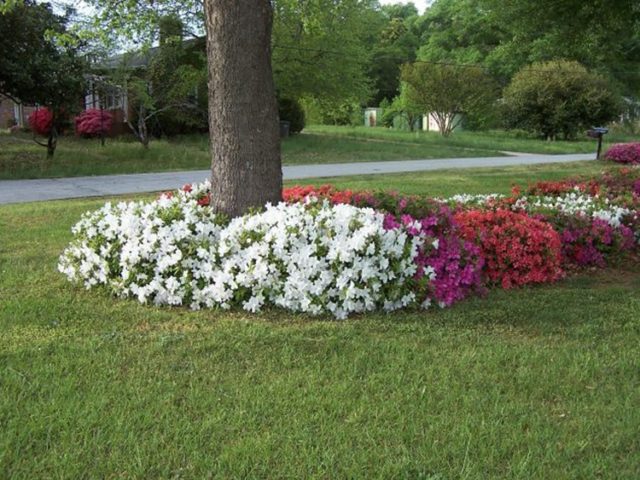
[
  {"x1": 511, "y1": 190, "x2": 635, "y2": 229},
  {"x1": 59, "y1": 185, "x2": 435, "y2": 319}
]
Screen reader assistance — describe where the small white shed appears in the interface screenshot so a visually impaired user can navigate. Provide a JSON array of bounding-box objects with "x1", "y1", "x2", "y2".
[
  {"x1": 364, "y1": 108, "x2": 383, "y2": 127},
  {"x1": 422, "y1": 113, "x2": 464, "y2": 133}
]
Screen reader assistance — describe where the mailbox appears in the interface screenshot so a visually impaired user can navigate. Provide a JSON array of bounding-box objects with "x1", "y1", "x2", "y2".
[{"x1": 586, "y1": 127, "x2": 609, "y2": 159}]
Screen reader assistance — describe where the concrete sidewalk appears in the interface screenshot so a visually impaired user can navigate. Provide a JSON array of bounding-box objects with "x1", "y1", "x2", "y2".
[{"x1": 0, "y1": 153, "x2": 595, "y2": 205}]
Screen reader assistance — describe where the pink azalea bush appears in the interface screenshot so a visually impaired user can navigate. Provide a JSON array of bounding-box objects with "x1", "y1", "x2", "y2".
[
  {"x1": 75, "y1": 109, "x2": 113, "y2": 137},
  {"x1": 558, "y1": 217, "x2": 636, "y2": 267}
]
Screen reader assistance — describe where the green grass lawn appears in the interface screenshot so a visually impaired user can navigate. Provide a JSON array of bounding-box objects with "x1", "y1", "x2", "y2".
[
  {"x1": 290, "y1": 160, "x2": 609, "y2": 196},
  {"x1": 308, "y1": 125, "x2": 637, "y2": 155},
  {"x1": 1, "y1": 163, "x2": 639, "y2": 478},
  {"x1": 0, "y1": 131, "x2": 504, "y2": 180},
  {"x1": 3, "y1": 123, "x2": 628, "y2": 180}
]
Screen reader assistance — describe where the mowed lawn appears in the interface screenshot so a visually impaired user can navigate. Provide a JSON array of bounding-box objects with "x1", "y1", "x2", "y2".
[
  {"x1": 0, "y1": 131, "x2": 504, "y2": 180},
  {"x1": 1, "y1": 163, "x2": 639, "y2": 478},
  {"x1": 2, "y1": 123, "x2": 629, "y2": 180}
]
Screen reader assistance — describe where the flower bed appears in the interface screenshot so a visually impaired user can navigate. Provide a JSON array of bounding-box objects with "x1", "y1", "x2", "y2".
[{"x1": 60, "y1": 168, "x2": 640, "y2": 318}]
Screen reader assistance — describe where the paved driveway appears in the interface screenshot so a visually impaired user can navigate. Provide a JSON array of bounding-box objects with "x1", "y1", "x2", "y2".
[{"x1": 0, "y1": 153, "x2": 595, "y2": 204}]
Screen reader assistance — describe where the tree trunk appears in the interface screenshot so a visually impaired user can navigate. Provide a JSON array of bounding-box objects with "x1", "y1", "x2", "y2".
[
  {"x1": 204, "y1": 0, "x2": 282, "y2": 218},
  {"x1": 47, "y1": 126, "x2": 57, "y2": 159}
]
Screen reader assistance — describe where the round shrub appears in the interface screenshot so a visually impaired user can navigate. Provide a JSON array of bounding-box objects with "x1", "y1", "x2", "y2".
[
  {"x1": 28, "y1": 108, "x2": 53, "y2": 135},
  {"x1": 75, "y1": 109, "x2": 113, "y2": 137},
  {"x1": 604, "y1": 143, "x2": 640, "y2": 165},
  {"x1": 503, "y1": 60, "x2": 621, "y2": 140},
  {"x1": 59, "y1": 182, "x2": 434, "y2": 319},
  {"x1": 454, "y1": 209, "x2": 564, "y2": 288},
  {"x1": 278, "y1": 97, "x2": 305, "y2": 134}
]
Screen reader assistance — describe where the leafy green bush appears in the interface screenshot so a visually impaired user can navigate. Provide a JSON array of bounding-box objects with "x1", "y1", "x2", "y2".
[{"x1": 502, "y1": 60, "x2": 622, "y2": 140}]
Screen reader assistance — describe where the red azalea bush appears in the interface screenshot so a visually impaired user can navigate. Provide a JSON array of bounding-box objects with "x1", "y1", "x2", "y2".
[
  {"x1": 604, "y1": 143, "x2": 640, "y2": 165},
  {"x1": 454, "y1": 209, "x2": 564, "y2": 288},
  {"x1": 28, "y1": 108, "x2": 53, "y2": 135},
  {"x1": 75, "y1": 109, "x2": 113, "y2": 137}
]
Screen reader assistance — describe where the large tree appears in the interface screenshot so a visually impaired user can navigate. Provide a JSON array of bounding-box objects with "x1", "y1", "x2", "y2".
[{"x1": 204, "y1": 0, "x2": 281, "y2": 217}]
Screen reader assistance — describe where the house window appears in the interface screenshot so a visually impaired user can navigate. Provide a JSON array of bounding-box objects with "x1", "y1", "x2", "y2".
[
  {"x1": 13, "y1": 102, "x2": 24, "y2": 127},
  {"x1": 84, "y1": 78, "x2": 124, "y2": 111},
  {"x1": 104, "y1": 91, "x2": 123, "y2": 110}
]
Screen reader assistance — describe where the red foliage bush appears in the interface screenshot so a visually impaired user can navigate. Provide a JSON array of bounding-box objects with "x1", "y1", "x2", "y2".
[
  {"x1": 28, "y1": 108, "x2": 53, "y2": 135},
  {"x1": 75, "y1": 109, "x2": 113, "y2": 136},
  {"x1": 454, "y1": 209, "x2": 564, "y2": 288}
]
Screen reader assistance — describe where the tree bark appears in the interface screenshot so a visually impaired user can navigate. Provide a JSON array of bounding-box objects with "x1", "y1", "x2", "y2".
[
  {"x1": 46, "y1": 125, "x2": 57, "y2": 159},
  {"x1": 204, "y1": 0, "x2": 282, "y2": 218}
]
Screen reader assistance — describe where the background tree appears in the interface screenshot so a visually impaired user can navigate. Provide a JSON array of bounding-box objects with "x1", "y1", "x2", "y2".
[
  {"x1": 383, "y1": 83, "x2": 424, "y2": 132},
  {"x1": 368, "y1": 3, "x2": 423, "y2": 106},
  {"x1": 400, "y1": 61, "x2": 497, "y2": 136},
  {"x1": 502, "y1": 60, "x2": 622, "y2": 140},
  {"x1": 148, "y1": 14, "x2": 208, "y2": 136},
  {"x1": 417, "y1": 0, "x2": 506, "y2": 76},
  {"x1": 204, "y1": 0, "x2": 281, "y2": 217},
  {"x1": 0, "y1": 0, "x2": 86, "y2": 157},
  {"x1": 271, "y1": 0, "x2": 378, "y2": 118},
  {"x1": 484, "y1": 0, "x2": 640, "y2": 95},
  {"x1": 277, "y1": 97, "x2": 306, "y2": 134},
  {"x1": 418, "y1": 0, "x2": 640, "y2": 96}
]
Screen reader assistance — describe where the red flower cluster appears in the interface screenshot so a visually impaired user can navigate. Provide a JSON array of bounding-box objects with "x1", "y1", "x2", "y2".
[{"x1": 454, "y1": 209, "x2": 564, "y2": 289}]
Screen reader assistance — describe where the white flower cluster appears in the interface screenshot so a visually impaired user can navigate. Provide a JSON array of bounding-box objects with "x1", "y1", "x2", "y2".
[
  {"x1": 59, "y1": 188, "x2": 435, "y2": 319},
  {"x1": 442, "y1": 193, "x2": 505, "y2": 206},
  {"x1": 512, "y1": 191, "x2": 633, "y2": 228}
]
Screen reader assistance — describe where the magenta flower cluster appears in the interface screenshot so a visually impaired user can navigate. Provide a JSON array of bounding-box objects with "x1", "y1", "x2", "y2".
[
  {"x1": 383, "y1": 211, "x2": 485, "y2": 306},
  {"x1": 604, "y1": 143, "x2": 640, "y2": 165},
  {"x1": 558, "y1": 217, "x2": 636, "y2": 267}
]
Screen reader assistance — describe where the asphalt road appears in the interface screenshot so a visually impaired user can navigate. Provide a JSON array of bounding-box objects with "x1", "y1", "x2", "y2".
[{"x1": 0, "y1": 153, "x2": 595, "y2": 204}]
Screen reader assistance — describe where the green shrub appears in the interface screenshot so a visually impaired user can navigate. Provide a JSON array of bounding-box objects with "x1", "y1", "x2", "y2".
[{"x1": 502, "y1": 60, "x2": 622, "y2": 140}]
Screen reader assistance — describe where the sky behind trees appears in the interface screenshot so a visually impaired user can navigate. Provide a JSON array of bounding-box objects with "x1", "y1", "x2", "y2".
[{"x1": 380, "y1": 0, "x2": 428, "y2": 14}]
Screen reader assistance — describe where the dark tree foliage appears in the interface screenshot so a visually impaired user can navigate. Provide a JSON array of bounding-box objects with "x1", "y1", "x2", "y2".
[
  {"x1": 368, "y1": 4, "x2": 424, "y2": 106},
  {"x1": 278, "y1": 97, "x2": 305, "y2": 134},
  {"x1": 0, "y1": 0, "x2": 85, "y2": 157}
]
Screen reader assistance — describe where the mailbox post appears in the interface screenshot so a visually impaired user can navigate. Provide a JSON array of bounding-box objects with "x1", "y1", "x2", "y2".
[{"x1": 586, "y1": 127, "x2": 609, "y2": 160}]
